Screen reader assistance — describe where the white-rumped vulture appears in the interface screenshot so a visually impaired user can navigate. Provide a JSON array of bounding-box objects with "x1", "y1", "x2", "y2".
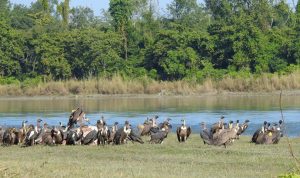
[{"x1": 176, "y1": 119, "x2": 191, "y2": 142}]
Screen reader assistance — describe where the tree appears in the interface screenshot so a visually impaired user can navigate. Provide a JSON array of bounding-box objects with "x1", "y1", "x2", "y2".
[
  {"x1": 167, "y1": 0, "x2": 197, "y2": 20},
  {"x1": 57, "y1": 0, "x2": 70, "y2": 27},
  {"x1": 32, "y1": 33, "x2": 71, "y2": 79},
  {"x1": 205, "y1": 0, "x2": 232, "y2": 20},
  {"x1": 69, "y1": 7, "x2": 95, "y2": 29},
  {"x1": 293, "y1": 0, "x2": 300, "y2": 64},
  {"x1": 62, "y1": 29, "x2": 123, "y2": 78},
  {"x1": 109, "y1": 0, "x2": 133, "y2": 60},
  {"x1": 10, "y1": 5, "x2": 35, "y2": 30},
  {"x1": 0, "y1": 18, "x2": 24, "y2": 77}
]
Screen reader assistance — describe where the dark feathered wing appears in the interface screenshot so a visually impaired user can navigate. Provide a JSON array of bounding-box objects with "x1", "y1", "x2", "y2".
[
  {"x1": 129, "y1": 130, "x2": 144, "y2": 144},
  {"x1": 251, "y1": 129, "x2": 260, "y2": 143},
  {"x1": 68, "y1": 108, "x2": 85, "y2": 129},
  {"x1": 82, "y1": 130, "x2": 97, "y2": 145},
  {"x1": 176, "y1": 127, "x2": 181, "y2": 142},
  {"x1": 187, "y1": 127, "x2": 191, "y2": 139},
  {"x1": 149, "y1": 127, "x2": 159, "y2": 134}
]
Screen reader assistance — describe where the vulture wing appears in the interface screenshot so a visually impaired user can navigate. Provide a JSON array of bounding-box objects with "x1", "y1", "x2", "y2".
[
  {"x1": 187, "y1": 127, "x2": 192, "y2": 139},
  {"x1": 82, "y1": 130, "x2": 97, "y2": 145},
  {"x1": 68, "y1": 108, "x2": 85, "y2": 128},
  {"x1": 251, "y1": 129, "x2": 260, "y2": 143},
  {"x1": 149, "y1": 127, "x2": 159, "y2": 134},
  {"x1": 129, "y1": 130, "x2": 144, "y2": 144},
  {"x1": 176, "y1": 127, "x2": 181, "y2": 142}
]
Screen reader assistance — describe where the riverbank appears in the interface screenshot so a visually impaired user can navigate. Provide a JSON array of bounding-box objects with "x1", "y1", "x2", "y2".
[
  {"x1": 0, "y1": 135, "x2": 299, "y2": 178},
  {"x1": 0, "y1": 72, "x2": 300, "y2": 97}
]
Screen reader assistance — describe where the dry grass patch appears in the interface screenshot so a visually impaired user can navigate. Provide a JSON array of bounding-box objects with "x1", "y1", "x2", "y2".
[{"x1": 0, "y1": 71, "x2": 300, "y2": 96}]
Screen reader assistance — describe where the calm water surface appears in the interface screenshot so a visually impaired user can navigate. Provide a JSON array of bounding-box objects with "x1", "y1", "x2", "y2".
[{"x1": 0, "y1": 95, "x2": 299, "y2": 136}]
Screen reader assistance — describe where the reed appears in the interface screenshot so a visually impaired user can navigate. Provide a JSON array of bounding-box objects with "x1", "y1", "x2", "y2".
[{"x1": 0, "y1": 71, "x2": 299, "y2": 96}]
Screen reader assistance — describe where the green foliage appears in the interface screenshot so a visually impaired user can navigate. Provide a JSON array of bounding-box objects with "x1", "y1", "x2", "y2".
[
  {"x1": 191, "y1": 60, "x2": 227, "y2": 82},
  {"x1": 0, "y1": 0, "x2": 299, "y2": 84},
  {"x1": 21, "y1": 76, "x2": 42, "y2": 88},
  {"x1": 0, "y1": 17, "x2": 23, "y2": 77},
  {"x1": 57, "y1": 0, "x2": 70, "y2": 27},
  {"x1": 278, "y1": 173, "x2": 300, "y2": 178},
  {"x1": 69, "y1": 7, "x2": 95, "y2": 29},
  {"x1": 0, "y1": 76, "x2": 20, "y2": 85},
  {"x1": 109, "y1": 0, "x2": 132, "y2": 32}
]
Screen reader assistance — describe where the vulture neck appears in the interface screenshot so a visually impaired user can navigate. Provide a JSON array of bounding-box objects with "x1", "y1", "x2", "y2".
[{"x1": 181, "y1": 120, "x2": 186, "y2": 129}]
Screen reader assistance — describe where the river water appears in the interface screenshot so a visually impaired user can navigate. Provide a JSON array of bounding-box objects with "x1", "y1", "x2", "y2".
[{"x1": 0, "y1": 95, "x2": 299, "y2": 137}]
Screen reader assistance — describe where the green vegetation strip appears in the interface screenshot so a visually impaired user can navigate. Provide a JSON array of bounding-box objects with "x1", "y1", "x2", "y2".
[{"x1": 0, "y1": 135, "x2": 299, "y2": 178}]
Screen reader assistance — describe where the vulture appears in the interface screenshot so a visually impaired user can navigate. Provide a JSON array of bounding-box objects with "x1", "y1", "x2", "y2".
[
  {"x1": 199, "y1": 118, "x2": 241, "y2": 148},
  {"x1": 211, "y1": 116, "x2": 225, "y2": 134},
  {"x1": 0, "y1": 126, "x2": 4, "y2": 144},
  {"x1": 128, "y1": 129, "x2": 144, "y2": 144},
  {"x1": 51, "y1": 127, "x2": 65, "y2": 145},
  {"x1": 65, "y1": 128, "x2": 82, "y2": 145},
  {"x1": 212, "y1": 123, "x2": 239, "y2": 148},
  {"x1": 139, "y1": 116, "x2": 159, "y2": 136},
  {"x1": 158, "y1": 118, "x2": 172, "y2": 134},
  {"x1": 176, "y1": 119, "x2": 191, "y2": 142},
  {"x1": 2, "y1": 128, "x2": 18, "y2": 146},
  {"x1": 35, "y1": 119, "x2": 43, "y2": 133},
  {"x1": 278, "y1": 120, "x2": 284, "y2": 137},
  {"x1": 67, "y1": 107, "x2": 86, "y2": 129},
  {"x1": 150, "y1": 116, "x2": 172, "y2": 135},
  {"x1": 113, "y1": 121, "x2": 131, "y2": 145},
  {"x1": 252, "y1": 121, "x2": 282, "y2": 144},
  {"x1": 251, "y1": 121, "x2": 268, "y2": 143},
  {"x1": 24, "y1": 124, "x2": 37, "y2": 146},
  {"x1": 236, "y1": 119, "x2": 250, "y2": 139},
  {"x1": 35, "y1": 122, "x2": 50, "y2": 144},
  {"x1": 113, "y1": 121, "x2": 143, "y2": 145},
  {"x1": 137, "y1": 118, "x2": 150, "y2": 135},
  {"x1": 200, "y1": 122, "x2": 212, "y2": 145},
  {"x1": 18, "y1": 120, "x2": 28, "y2": 145},
  {"x1": 149, "y1": 123, "x2": 170, "y2": 144},
  {"x1": 108, "y1": 122, "x2": 118, "y2": 144},
  {"x1": 80, "y1": 126, "x2": 98, "y2": 145},
  {"x1": 97, "y1": 125, "x2": 110, "y2": 146},
  {"x1": 149, "y1": 129, "x2": 168, "y2": 144},
  {"x1": 96, "y1": 117, "x2": 110, "y2": 145}
]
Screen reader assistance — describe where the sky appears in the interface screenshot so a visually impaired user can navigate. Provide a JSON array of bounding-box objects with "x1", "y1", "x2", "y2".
[
  {"x1": 9, "y1": 0, "x2": 175, "y2": 16},
  {"x1": 9, "y1": 0, "x2": 298, "y2": 16}
]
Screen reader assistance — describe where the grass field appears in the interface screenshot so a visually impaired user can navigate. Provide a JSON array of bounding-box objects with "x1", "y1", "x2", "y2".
[{"x1": 0, "y1": 134, "x2": 299, "y2": 178}]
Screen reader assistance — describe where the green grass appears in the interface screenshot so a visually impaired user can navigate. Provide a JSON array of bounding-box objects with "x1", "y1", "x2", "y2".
[{"x1": 0, "y1": 134, "x2": 299, "y2": 178}]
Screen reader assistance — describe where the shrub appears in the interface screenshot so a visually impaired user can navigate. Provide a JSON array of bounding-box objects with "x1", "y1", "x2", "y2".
[
  {"x1": 21, "y1": 77, "x2": 42, "y2": 89},
  {"x1": 0, "y1": 77, "x2": 20, "y2": 85}
]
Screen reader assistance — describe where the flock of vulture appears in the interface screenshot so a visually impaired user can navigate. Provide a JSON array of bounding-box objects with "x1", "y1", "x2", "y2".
[{"x1": 0, "y1": 108, "x2": 284, "y2": 147}]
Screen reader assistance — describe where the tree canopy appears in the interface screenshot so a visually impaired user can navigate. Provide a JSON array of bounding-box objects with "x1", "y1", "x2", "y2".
[{"x1": 0, "y1": 0, "x2": 299, "y2": 82}]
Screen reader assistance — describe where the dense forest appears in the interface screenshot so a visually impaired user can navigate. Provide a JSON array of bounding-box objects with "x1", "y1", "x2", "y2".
[{"x1": 0, "y1": 0, "x2": 300, "y2": 85}]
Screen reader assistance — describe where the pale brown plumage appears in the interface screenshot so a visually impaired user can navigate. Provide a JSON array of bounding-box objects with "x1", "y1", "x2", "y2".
[{"x1": 176, "y1": 119, "x2": 191, "y2": 142}]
